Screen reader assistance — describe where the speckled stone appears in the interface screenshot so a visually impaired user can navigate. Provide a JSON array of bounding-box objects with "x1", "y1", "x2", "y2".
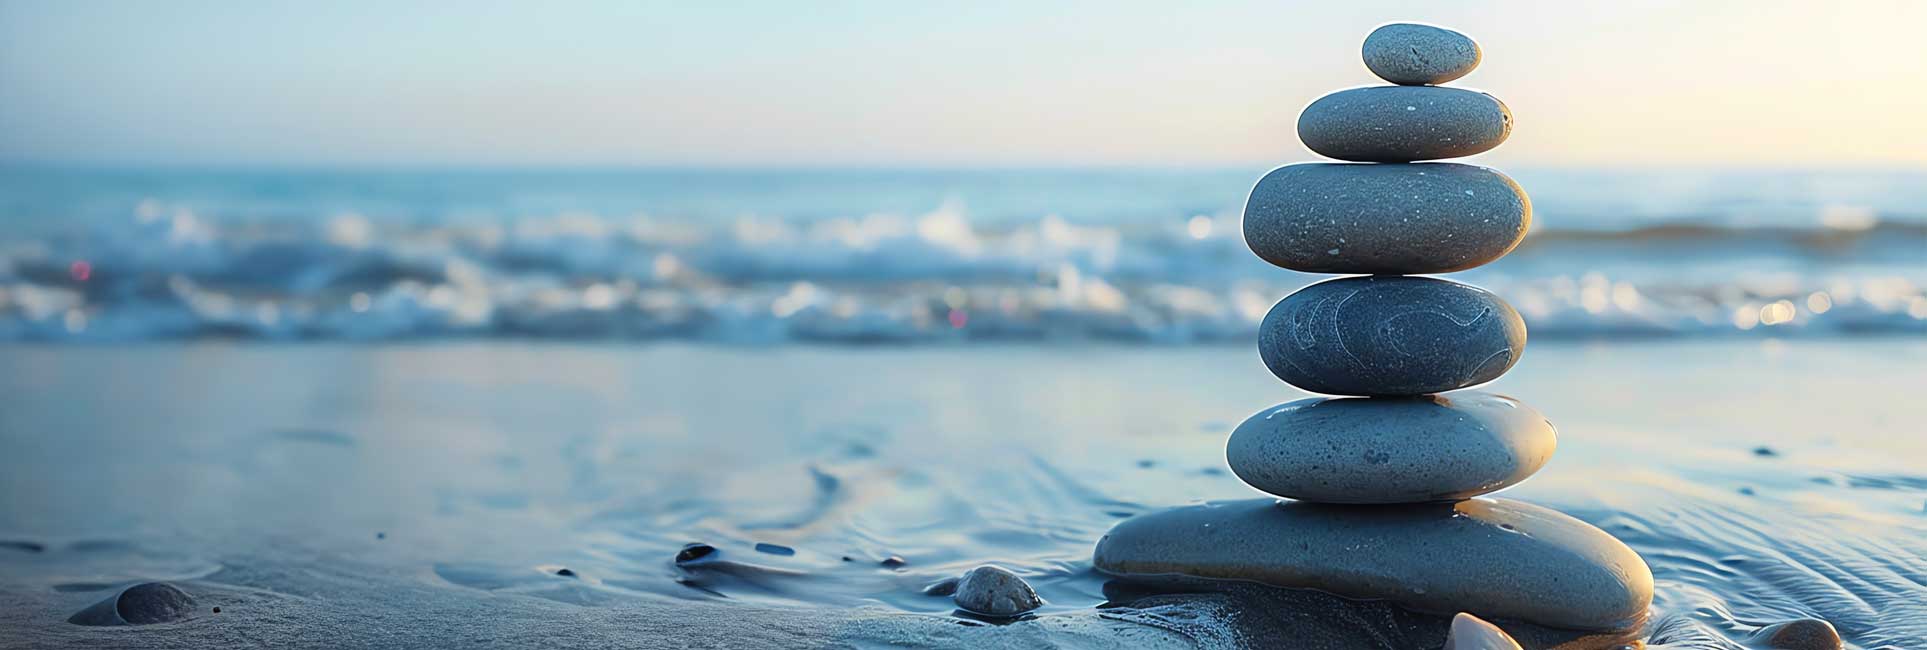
[
  {"x1": 1363, "y1": 23, "x2": 1481, "y2": 86},
  {"x1": 953, "y1": 565, "x2": 1042, "y2": 617},
  {"x1": 1092, "y1": 498, "x2": 1654, "y2": 631},
  {"x1": 67, "y1": 582, "x2": 197, "y2": 626},
  {"x1": 1225, "y1": 392, "x2": 1554, "y2": 503},
  {"x1": 1258, "y1": 276, "x2": 1527, "y2": 396},
  {"x1": 1750, "y1": 619, "x2": 1843, "y2": 650},
  {"x1": 1242, "y1": 162, "x2": 1530, "y2": 274},
  {"x1": 1298, "y1": 86, "x2": 1511, "y2": 162}
]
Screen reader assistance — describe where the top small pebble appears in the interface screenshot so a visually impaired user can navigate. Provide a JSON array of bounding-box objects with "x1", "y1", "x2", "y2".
[{"x1": 1363, "y1": 23, "x2": 1480, "y2": 86}]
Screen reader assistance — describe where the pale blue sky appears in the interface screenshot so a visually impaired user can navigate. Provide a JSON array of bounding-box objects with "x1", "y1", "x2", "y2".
[{"x1": 4, "y1": 1, "x2": 1925, "y2": 167}]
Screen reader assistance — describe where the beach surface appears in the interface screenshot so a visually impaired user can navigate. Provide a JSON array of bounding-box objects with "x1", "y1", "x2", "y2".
[{"x1": 2, "y1": 340, "x2": 1924, "y2": 648}]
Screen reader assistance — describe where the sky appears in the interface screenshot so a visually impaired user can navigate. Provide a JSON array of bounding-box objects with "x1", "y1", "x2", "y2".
[{"x1": 4, "y1": 0, "x2": 1927, "y2": 168}]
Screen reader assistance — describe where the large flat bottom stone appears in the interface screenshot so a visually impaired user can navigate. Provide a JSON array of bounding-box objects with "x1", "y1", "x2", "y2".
[{"x1": 1092, "y1": 498, "x2": 1652, "y2": 632}]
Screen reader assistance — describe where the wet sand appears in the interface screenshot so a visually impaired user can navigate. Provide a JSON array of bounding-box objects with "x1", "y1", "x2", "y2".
[{"x1": 2, "y1": 340, "x2": 1924, "y2": 648}]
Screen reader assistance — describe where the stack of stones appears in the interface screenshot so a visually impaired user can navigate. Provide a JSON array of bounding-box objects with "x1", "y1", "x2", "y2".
[{"x1": 1094, "y1": 23, "x2": 1654, "y2": 640}]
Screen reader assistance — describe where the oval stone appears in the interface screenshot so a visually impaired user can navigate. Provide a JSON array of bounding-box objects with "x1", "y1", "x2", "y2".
[
  {"x1": 1226, "y1": 393, "x2": 1554, "y2": 503},
  {"x1": 1242, "y1": 162, "x2": 1530, "y2": 274},
  {"x1": 1259, "y1": 276, "x2": 1526, "y2": 396},
  {"x1": 1362, "y1": 23, "x2": 1481, "y2": 86},
  {"x1": 1298, "y1": 86, "x2": 1511, "y2": 162},
  {"x1": 1092, "y1": 498, "x2": 1654, "y2": 631}
]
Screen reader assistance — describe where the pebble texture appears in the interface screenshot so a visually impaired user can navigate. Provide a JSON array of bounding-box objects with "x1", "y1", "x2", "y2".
[
  {"x1": 1242, "y1": 162, "x2": 1530, "y2": 274},
  {"x1": 1362, "y1": 23, "x2": 1481, "y2": 86},
  {"x1": 1298, "y1": 86, "x2": 1511, "y2": 162},
  {"x1": 1445, "y1": 613, "x2": 1524, "y2": 650},
  {"x1": 1092, "y1": 498, "x2": 1654, "y2": 631},
  {"x1": 1226, "y1": 393, "x2": 1554, "y2": 503},
  {"x1": 953, "y1": 565, "x2": 1042, "y2": 617},
  {"x1": 1750, "y1": 619, "x2": 1844, "y2": 650},
  {"x1": 1258, "y1": 276, "x2": 1527, "y2": 396},
  {"x1": 67, "y1": 582, "x2": 197, "y2": 626}
]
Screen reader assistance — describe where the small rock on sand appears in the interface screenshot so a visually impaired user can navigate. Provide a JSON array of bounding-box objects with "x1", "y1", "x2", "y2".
[
  {"x1": 921, "y1": 577, "x2": 960, "y2": 597},
  {"x1": 675, "y1": 543, "x2": 719, "y2": 566},
  {"x1": 953, "y1": 565, "x2": 1042, "y2": 618},
  {"x1": 1750, "y1": 618, "x2": 1843, "y2": 650},
  {"x1": 68, "y1": 582, "x2": 197, "y2": 626},
  {"x1": 1093, "y1": 498, "x2": 1652, "y2": 631}
]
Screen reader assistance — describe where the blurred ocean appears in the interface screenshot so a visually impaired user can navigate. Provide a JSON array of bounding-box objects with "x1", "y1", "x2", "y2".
[{"x1": 1, "y1": 165, "x2": 1924, "y2": 342}]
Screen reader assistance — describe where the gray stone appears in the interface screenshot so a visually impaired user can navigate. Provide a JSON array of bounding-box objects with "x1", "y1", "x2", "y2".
[
  {"x1": 1259, "y1": 276, "x2": 1526, "y2": 396},
  {"x1": 1446, "y1": 612, "x2": 1523, "y2": 650},
  {"x1": 67, "y1": 582, "x2": 197, "y2": 626},
  {"x1": 1242, "y1": 162, "x2": 1530, "y2": 274},
  {"x1": 1363, "y1": 23, "x2": 1481, "y2": 86},
  {"x1": 1226, "y1": 392, "x2": 1554, "y2": 503},
  {"x1": 1298, "y1": 86, "x2": 1511, "y2": 162},
  {"x1": 953, "y1": 565, "x2": 1042, "y2": 618},
  {"x1": 1092, "y1": 498, "x2": 1653, "y2": 631},
  {"x1": 1750, "y1": 619, "x2": 1843, "y2": 650}
]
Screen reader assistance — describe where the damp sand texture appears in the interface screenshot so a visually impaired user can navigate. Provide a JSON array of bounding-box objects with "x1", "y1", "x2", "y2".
[{"x1": 0, "y1": 342, "x2": 1924, "y2": 648}]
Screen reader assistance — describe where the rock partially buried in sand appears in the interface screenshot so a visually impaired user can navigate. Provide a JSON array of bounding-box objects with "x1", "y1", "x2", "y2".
[
  {"x1": 1258, "y1": 276, "x2": 1527, "y2": 396},
  {"x1": 953, "y1": 565, "x2": 1042, "y2": 618},
  {"x1": 1242, "y1": 162, "x2": 1530, "y2": 274},
  {"x1": 1298, "y1": 86, "x2": 1511, "y2": 162},
  {"x1": 68, "y1": 582, "x2": 197, "y2": 626},
  {"x1": 1363, "y1": 23, "x2": 1481, "y2": 86},
  {"x1": 1092, "y1": 498, "x2": 1652, "y2": 631},
  {"x1": 1750, "y1": 618, "x2": 1843, "y2": 650},
  {"x1": 1446, "y1": 612, "x2": 1523, "y2": 650},
  {"x1": 1226, "y1": 393, "x2": 1554, "y2": 503}
]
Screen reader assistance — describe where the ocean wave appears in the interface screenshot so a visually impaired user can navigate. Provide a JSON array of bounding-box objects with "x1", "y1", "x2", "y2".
[{"x1": 1, "y1": 204, "x2": 1923, "y2": 343}]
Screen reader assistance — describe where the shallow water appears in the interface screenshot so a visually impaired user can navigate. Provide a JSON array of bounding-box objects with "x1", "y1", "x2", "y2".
[
  {"x1": 6, "y1": 166, "x2": 1927, "y2": 344},
  {"x1": 1, "y1": 340, "x2": 1924, "y2": 648}
]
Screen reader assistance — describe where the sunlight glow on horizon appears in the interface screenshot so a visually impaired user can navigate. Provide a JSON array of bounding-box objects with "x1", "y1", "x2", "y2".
[{"x1": 3, "y1": 1, "x2": 1926, "y2": 168}]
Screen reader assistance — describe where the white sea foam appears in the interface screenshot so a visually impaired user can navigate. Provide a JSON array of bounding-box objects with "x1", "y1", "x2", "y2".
[{"x1": 2, "y1": 200, "x2": 1922, "y2": 342}]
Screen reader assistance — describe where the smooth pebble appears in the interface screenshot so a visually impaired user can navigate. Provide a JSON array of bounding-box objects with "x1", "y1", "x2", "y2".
[
  {"x1": 1750, "y1": 619, "x2": 1843, "y2": 650},
  {"x1": 1298, "y1": 86, "x2": 1510, "y2": 162},
  {"x1": 1226, "y1": 392, "x2": 1554, "y2": 503},
  {"x1": 1362, "y1": 23, "x2": 1481, "y2": 85},
  {"x1": 1093, "y1": 498, "x2": 1653, "y2": 631},
  {"x1": 68, "y1": 582, "x2": 197, "y2": 626},
  {"x1": 1243, "y1": 162, "x2": 1529, "y2": 274},
  {"x1": 952, "y1": 565, "x2": 1042, "y2": 618},
  {"x1": 1258, "y1": 276, "x2": 1527, "y2": 396}
]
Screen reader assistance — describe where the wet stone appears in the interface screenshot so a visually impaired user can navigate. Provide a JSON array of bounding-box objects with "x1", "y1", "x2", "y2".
[
  {"x1": 1258, "y1": 276, "x2": 1527, "y2": 396},
  {"x1": 674, "y1": 543, "x2": 718, "y2": 566},
  {"x1": 1298, "y1": 86, "x2": 1511, "y2": 162},
  {"x1": 1226, "y1": 392, "x2": 1555, "y2": 503},
  {"x1": 1750, "y1": 619, "x2": 1843, "y2": 650},
  {"x1": 69, "y1": 582, "x2": 197, "y2": 626},
  {"x1": 921, "y1": 576, "x2": 960, "y2": 597},
  {"x1": 1093, "y1": 498, "x2": 1653, "y2": 631},
  {"x1": 1242, "y1": 162, "x2": 1530, "y2": 274},
  {"x1": 952, "y1": 566, "x2": 1042, "y2": 618},
  {"x1": 1363, "y1": 23, "x2": 1481, "y2": 86}
]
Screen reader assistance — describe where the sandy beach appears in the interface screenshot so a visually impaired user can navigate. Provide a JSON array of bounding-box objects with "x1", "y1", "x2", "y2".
[{"x1": 3, "y1": 340, "x2": 1923, "y2": 648}]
